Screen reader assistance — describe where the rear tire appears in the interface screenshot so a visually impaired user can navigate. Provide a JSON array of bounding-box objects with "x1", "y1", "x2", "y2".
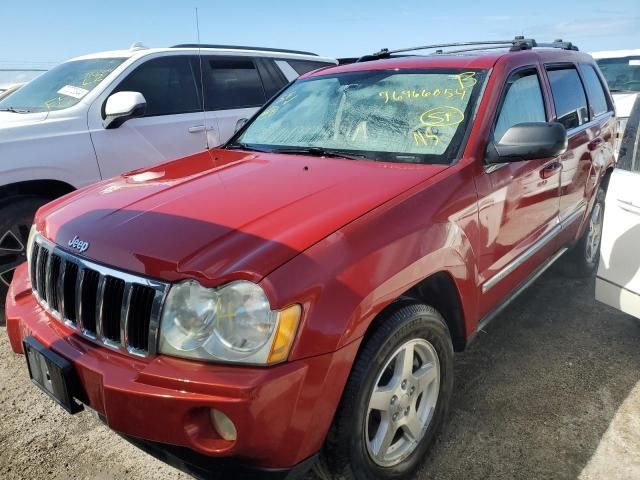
[
  {"x1": 0, "y1": 196, "x2": 47, "y2": 298},
  {"x1": 319, "y1": 303, "x2": 454, "y2": 480},
  {"x1": 559, "y1": 185, "x2": 605, "y2": 278}
]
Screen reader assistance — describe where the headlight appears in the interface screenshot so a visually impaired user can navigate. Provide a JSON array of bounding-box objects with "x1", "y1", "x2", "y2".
[{"x1": 159, "y1": 280, "x2": 301, "y2": 365}]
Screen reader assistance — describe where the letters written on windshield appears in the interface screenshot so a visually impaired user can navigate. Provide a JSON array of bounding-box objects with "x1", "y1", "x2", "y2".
[{"x1": 237, "y1": 69, "x2": 486, "y2": 164}]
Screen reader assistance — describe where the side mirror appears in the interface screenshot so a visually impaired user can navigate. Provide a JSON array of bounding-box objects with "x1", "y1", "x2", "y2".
[
  {"x1": 486, "y1": 122, "x2": 567, "y2": 164},
  {"x1": 103, "y1": 91, "x2": 146, "y2": 129}
]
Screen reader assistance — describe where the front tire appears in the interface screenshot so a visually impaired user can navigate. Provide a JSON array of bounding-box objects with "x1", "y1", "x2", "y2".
[{"x1": 320, "y1": 303, "x2": 454, "y2": 480}]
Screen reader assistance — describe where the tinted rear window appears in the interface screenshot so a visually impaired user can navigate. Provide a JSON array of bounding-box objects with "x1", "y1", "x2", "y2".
[
  {"x1": 547, "y1": 67, "x2": 589, "y2": 130},
  {"x1": 204, "y1": 57, "x2": 266, "y2": 110},
  {"x1": 286, "y1": 59, "x2": 334, "y2": 75},
  {"x1": 581, "y1": 65, "x2": 609, "y2": 117}
]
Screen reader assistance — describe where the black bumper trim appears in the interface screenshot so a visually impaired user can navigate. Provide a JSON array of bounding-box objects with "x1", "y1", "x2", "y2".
[{"x1": 119, "y1": 434, "x2": 317, "y2": 480}]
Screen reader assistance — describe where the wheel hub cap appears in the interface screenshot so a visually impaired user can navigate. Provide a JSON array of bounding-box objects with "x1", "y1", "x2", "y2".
[
  {"x1": 0, "y1": 228, "x2": 29, "y2": 287},
  {"x1": 365, "y1": 338, "x2": 440, "y2": 467}
]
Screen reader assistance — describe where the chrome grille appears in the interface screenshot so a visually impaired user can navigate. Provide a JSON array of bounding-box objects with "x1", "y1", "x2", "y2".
[{"x1": 28, "y1": 234, "x2": 168, "y2": 358}]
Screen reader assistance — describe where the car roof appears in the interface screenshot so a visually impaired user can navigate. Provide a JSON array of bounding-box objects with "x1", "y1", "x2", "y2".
[
  {"x1": 304, "y1": 48, "x2": 595, "y2": 78},
  {"x1": 591, "y1": 49, "x2": 640, "y2": 59},
  {"x1": 67, "y1": 46, "x2": 336, "y2": 64}
]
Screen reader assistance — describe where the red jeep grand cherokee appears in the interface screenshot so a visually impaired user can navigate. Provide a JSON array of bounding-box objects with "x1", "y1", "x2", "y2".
[{"x1": 5, "y1": 38, "x2": 615, "y2": 480}]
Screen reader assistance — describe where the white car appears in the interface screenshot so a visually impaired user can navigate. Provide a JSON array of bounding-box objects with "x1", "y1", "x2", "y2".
[
  {"x1": 596, "y1": 96, "x2": 640, "y2": 318},
  {"x1": 0, "y1": 43, "x2": 336, "y2": 294},
  {"x1": 592, "y1": 49, "x2": 640, "y2": 152}
]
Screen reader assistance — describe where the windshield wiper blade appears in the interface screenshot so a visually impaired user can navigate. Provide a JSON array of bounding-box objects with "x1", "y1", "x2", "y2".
[
  {"x1": 225, "y1": 142, "x2": 272, "y2": 153},
  {"x1": 0, "y1": 106, "x2": 31, "y2": 113},
  {"x1": 271, "y1": 146, "x2": 368, "y2": 160}
]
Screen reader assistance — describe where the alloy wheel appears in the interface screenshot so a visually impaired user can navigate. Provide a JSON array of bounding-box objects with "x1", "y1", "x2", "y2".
[
  {"x1": 0, "y1": 225, "x2": 30, "y2": 287},
  {"x1": 585, "y1": 202, "x2": 603, "y2": 264},
  {"x1": 365, "y1": 338, "x2": 440, "y2": 467}
]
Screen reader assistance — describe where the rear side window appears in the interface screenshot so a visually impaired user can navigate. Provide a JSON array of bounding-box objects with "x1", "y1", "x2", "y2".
[
  {"x1": 581, "y1": 65, "x2": 609, "y2": 117},
  {"x1": 113, "y1": 56, "x2": 200, "y2": 117},
  {"x1": 546, "y1": 67, "x2": 589, "y2": 130},
  {"x1": 203, "y1": 57, "x2": 266, "y2": 110},
  {"x1": 494, "y1": 70, "x2": 546, "y2": 142},
  {"x1": 285, "y1": 59, "x2": 333, "y2": 75}
]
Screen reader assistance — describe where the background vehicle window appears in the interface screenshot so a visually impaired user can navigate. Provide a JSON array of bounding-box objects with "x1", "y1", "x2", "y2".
[
  {"x1": 286, "y1": 59, "x2": 333, "y2": 75},
  {"x1": 546, "y1": 67, "x2": 589, "y2": 130},
  {"x1": 617, "y1": 96, "x2": 640, "y2": 172},
  {"x1": 0, "y1": 58, "x2": 125, "y2": 112},
  {"x1": 114, "y1": 56, "x2": 200, "y2": 116},
  {"x1": 596, "y1": 56, "x2": 640, "y2": 93},
  {"x1": 494, "y1": 70, "x2": 546, "y2": 142},
  {"x1": 581, "y1": 65, "x2": 609, "y2": 117},
  {"x1": 204, "y1": 57, "x2": 266, "y2": 110}
]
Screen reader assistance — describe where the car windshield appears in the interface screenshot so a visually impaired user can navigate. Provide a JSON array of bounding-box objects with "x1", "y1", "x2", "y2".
[
  {"x1": 234, "y1": 68, "x2": 486, "y2": 164},
  {"x1": 596, "y1": 56, "x2": 640, "y2": 93},
  {"x1": 0, "y1": 57, "x2": 126, "y2": 113}
]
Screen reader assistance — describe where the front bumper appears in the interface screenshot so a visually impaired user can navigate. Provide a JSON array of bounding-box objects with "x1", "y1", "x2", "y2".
[{"x1": 5, "y1": 264, "x2": 359, "y2": 472}]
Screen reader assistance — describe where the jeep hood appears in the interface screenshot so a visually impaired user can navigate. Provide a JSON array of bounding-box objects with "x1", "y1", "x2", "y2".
[{"x1": 37, "y1": 149, "x2": 446, "y2": 285}]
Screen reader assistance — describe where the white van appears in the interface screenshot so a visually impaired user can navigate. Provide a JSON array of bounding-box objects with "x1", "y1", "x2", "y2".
[{"x1": 0, "y1": 43, "x2": 336, "y2": 294}]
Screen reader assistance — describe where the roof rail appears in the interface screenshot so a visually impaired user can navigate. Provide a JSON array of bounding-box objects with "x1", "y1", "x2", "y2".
[
  {"x1": 171, "y1": 44, "x2": 318, "y2": 56},
  {"x1": 356, "y1": 36, "x2": 579, "y2": 62}
]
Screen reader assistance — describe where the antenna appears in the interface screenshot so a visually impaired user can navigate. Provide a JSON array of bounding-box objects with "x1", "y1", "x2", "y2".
[{"x1": 195, "y1": 7, "x2": 210, "y2": 150}]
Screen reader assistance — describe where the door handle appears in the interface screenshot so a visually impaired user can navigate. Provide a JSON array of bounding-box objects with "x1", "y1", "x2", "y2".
[
  {"x1": 617, "y1": 198, "x2": 640, "y2": 215},
  {"x1": 188, "y1": 125, "x2": 206, "y2": 133},
  {"x1": 588, "y1": 138, "x2": 603, "y2": 151},
  {"x1": 540, "y1": 161, "x2": 561, "y2": 179}
]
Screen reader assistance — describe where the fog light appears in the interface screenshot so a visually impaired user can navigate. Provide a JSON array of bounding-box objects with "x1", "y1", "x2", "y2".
[{"x1": 210, "y1": 409, "x2": 237, "y2": 441}]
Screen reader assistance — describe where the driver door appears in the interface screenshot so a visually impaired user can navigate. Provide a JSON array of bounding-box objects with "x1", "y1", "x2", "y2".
[
  {"x1": 478, "y1": 67, "x2": 561, "y2": 315},
  {"x1": 88, "y1": 55, "x2": 216, "y2": 179}
]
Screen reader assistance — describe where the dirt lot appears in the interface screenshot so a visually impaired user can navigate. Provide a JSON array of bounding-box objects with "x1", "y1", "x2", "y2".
[{"x1": 1, "y1": 270, "x2": 639, "y2": 480}]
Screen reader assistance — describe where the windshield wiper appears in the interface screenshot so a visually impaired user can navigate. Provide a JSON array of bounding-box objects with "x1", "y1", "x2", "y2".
[
  {"x1": 225, "y1": 142, "x2": 273, "y2": 153},
  {"x1": 0, "y1": 107, "x2": 31, "y2": 113},
  {"x1": 270, "y1": 146, "x2": 368, "y2": 160}
]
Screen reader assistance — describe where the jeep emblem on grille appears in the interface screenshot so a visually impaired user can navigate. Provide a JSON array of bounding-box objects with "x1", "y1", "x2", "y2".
[{"x1": 68, "y1": 235, "x2": 89, "y2": 253}]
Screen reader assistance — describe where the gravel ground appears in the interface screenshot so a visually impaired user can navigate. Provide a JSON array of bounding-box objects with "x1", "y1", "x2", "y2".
[{"x1": 1, "y1": 270, "x2": 639, "y2": 479}]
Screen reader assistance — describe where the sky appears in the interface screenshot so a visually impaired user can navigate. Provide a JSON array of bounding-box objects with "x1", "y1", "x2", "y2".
[{"x1": 1, "y1": 0, "x2": 639, "y2": 70}]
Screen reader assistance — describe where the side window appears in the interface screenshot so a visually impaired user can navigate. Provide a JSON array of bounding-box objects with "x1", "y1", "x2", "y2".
[
  {"x1": 285, "y1": 59, "x2": 333, "y2": 75},
  {"x1": 581, "y1": 65, "x2": 610, "y2": 118},
  {"x1": 546, "y1": 67, "x2": 589, "y2": 130},
  {"x1": 204, "y1": 57, "x2": 266, "y2": 110},
  {"x1": 494, "y1": 69, "x2": 546, "y2": 142},
  {"x1": 113, "y1": 56, "x2": 200, "y2": 117}
]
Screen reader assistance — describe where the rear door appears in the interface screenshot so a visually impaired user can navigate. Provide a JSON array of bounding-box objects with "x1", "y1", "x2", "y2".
[
  {"x1": 89, "y1": 55, "x2": 212, "y2": 178},
  {"x1": 544, "y1": 65, "x2": 614, "y2": 240},
  {"x1": 596, "y1": 97, "x2": 640, "y2": 318},
  {"x1": 201, "y1": 56, "x2": 279, "y2": 146}
]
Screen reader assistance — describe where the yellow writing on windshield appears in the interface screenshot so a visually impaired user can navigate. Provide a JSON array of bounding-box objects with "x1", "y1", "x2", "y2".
[
  {"x1": 378, "y1": 88, "x2": 467, "y2": 103},
  {"x1": 378, "y1": 71, "x2": 479, "y2": 104},
  {"x1": 413, "y1": 127, "x2": 440, "y2": 146},
  {"x1": 455, "y1": 71, "x2": 477, "y2": 90},
  {"x1": 419, "y1": 106, "x2": 464, "y2": 127}
]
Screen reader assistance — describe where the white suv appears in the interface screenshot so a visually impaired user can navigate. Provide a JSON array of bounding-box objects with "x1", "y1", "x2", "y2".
[{"x1": 0, "y1": 44, "x2": 335, "y2": 293}]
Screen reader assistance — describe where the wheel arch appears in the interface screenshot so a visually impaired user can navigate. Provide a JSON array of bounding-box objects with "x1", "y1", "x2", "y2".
[
  {"x1": 364, "y1": 270, "x2": 469, "y2": 353},
  {"x1": 0, "y1": 179, "x2": 76, "y2": 205}
]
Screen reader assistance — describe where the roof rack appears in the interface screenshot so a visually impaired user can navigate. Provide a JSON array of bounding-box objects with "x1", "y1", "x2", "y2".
[
  {"x1": 356, "y1": 36, "x2": 578, "y2": 62},
  {"x1": 171, "y1": 44, "x2": 318, "y2": 56}
]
